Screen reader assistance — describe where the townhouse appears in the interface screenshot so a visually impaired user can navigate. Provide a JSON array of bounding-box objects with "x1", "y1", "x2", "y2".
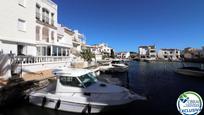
[
  {"x1": 138, "y1": 45, "x2": 156, "y2": 60},
  {"x1": 0, "y1": 0, "x2": 86, "y2": 78},
  {"x1": 158, "y1": 49, "x2": 180, "y2": 61}
]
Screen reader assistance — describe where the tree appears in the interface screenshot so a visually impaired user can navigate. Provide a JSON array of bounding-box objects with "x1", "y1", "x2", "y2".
[{"x1": 80, "y1": 49, "x2": 95, "y2": 62}]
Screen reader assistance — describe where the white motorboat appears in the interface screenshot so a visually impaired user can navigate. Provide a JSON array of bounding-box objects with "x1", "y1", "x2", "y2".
[
  {"x1": 99, "y1": 60, "x2": 128, "y2": 73},
  {"x1": 176, "y1": 67, "x2": 204, "y2": 77},
  {"x1": 28, "y1": 68, "x2": 146, "y2": 113},
  {"x1": 99, "y1": 62, "x2": 113, "y2": 72},
  {"x1": 111, "y1": 60, "x2": 128, "y2": 68}
]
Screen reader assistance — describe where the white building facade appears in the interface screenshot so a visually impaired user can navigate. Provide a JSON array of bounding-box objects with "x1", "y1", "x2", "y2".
[
  {"x1": 0, "y1": 0, "x2": 83, "y2": 57},
  {"x1": 138, "y1": 45, "x2": 156, "y2": 60},
  {"x1": 0, "y1": 0, "x2": 87, "y2": 79},
  {"x1": 0, "y1": 0, "x2": 37, "y2": 55},
  {"x1": 90, "y1": 43, "x2": 113, "y2": 60},
  {"x1": 158, "y1": 49, "x2": 180, "y2": 61},
  {"x1": 35, "y1": 0, "x2": 59, "y2": 56}
]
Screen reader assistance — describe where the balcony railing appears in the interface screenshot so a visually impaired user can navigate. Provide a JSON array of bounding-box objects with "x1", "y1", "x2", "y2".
[{"x1": 14, "y1": 56, "x2": 71, "y2": 65}]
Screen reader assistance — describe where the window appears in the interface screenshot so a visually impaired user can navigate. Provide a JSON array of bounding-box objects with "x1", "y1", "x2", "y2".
[
  {"x1": 63, "y1": 48, "x2": 66, "y2": 56},
  {"x1": 42, "y1": 27, "x2": 49, "y2": 42},
  {"x1": 51, "y1": 13, "x2": 54, "y2": 25},
  {"x1": 37, "y1": 47, "x2": 41, "y2": 56},
  {"x1": 17, "y1": 45, "x2": 24, "y2": 55},
  {"x1": 18, "y1": 19, "x2": 26, "y2": 31},
  {"x1": 51, "y1": 31, "x2": 54, "y2": 41},
  {"x1": 36, "y1": 4, "x2": 41, "y2": 20},
  {"x1": 19, "y1": 0, "x2": 26, "y2": 7},
  {"x1": 52, "y1": 46, "x2": 57, "y2": 56},
  {"x1": 42, "y1": 46, "x2": 47, "y2": 56},
  {"x1": 60, "y1": 76, "x2": 82, "y2": 87},
  {"x1": 36, "y1": 26, "x2": 40, "y2": 41},
  {"x1": 78, "y1": 73, "x2": 97, "y2": 87},
  {"x1": 47, "y1": 46, "x2": 51, "y2": 56},
  {"x1": 42, "y1": 8, "x2": 49, "y2": 24}
]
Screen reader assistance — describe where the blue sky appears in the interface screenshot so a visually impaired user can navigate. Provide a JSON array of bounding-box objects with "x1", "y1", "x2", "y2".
[{"x1": 54, "y1": 0, "x2": 204, "y2": 52}]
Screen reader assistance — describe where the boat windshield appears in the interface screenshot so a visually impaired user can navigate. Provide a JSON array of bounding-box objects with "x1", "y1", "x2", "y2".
[
  {"x1": 78, "y1": 73, "x2": 97, "y2": 87},
  {"x1": 112, "y1": 61, "x2": 122, "y2": 64}
]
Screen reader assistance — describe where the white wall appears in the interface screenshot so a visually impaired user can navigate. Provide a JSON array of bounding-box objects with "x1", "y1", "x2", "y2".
[
  {"x1": 56, "y1": 26, "x2": 73, "y2": 48},
  {"x1": 15, "y1": 61, "x2": 70, "y2": 75},
  {"x1": 125, "y1": 52, "x2": 130, "y2": 58},
  {"x1": 0, "y1": 0, "x2": 36, "y2": 44},
  {"x1": 0, "y1": 42, "x2": 17, "y2": 55},
  {"x1": 158, "y1": 49, "x2": 180, "y2": 60},
  {"x1": 139, "y1": 48, "x2": 148, "y2": 55},
  {"x1": 95, "y1": 54, "x2": 102, "y2": 61},
  {"x1": 158, "y1": 50, "x2": 165, "y2": 59}
]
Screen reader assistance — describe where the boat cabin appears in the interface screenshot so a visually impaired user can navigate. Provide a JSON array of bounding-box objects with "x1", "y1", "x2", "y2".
[{"x1": 53, "y1": 68, "x2": 97, "y2": 94}]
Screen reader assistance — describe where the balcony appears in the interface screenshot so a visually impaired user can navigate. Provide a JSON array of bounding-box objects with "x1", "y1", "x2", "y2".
[
  {"x1": 42, "y1": 15, "x2": 49, "y2": 24},
  {"x1": 41, "y1": 0, "x2": 57, "y2": 9},
  {"x1": 36, "y1": 14, "x2": 57, "y2": 30}
]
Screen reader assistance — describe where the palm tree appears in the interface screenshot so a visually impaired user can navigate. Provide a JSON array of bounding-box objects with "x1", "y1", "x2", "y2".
[{"x1": 80, "y1": 49, "x2": 95, "y2": 62}]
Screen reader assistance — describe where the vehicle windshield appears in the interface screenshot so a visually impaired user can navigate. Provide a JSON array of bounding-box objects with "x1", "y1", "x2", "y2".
[{"x1": 78, "y1": 73, "x2": 97, "y2": 87}]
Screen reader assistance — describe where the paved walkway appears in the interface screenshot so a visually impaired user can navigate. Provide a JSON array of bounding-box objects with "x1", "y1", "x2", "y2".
[{"x1": 22, "y1": 69, "x2": 55, "y2": 81}]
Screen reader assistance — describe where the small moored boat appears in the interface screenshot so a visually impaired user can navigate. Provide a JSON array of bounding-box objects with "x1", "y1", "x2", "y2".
[
  {"x1": 176, "y1": 67, "x2": 204, "y2": 77},
  {"x1": 28, "y1": 68, "x2": 146, "y2": 113}
]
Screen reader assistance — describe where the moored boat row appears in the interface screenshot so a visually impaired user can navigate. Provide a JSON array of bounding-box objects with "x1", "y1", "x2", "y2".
[{"x1": 99, "y1": 59, "x2": 129, "y2": 73}]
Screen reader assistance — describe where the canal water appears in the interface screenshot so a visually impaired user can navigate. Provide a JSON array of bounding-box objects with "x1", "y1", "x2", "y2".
[{"x1": 1, "y1": 61, "x2": 204, "y2": 115}]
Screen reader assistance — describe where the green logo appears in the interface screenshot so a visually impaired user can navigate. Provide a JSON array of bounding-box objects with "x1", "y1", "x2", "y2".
[{"x1": 177, "y1": 91, "x2": 203, "y2": 115}]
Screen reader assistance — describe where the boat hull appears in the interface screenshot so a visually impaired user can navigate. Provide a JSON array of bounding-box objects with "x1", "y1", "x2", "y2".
[
  {"x1": 176, "y1": 68, "x2": 204, "y2": 77},
  {"x1": 29, "y1": 95, "x2": 137, "y2": 113}
]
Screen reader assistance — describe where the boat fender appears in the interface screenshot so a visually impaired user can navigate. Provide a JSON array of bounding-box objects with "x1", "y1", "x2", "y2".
[
  {"x1": 87, "y1": 104, "x2": 91, "y2": 114},
  {"x1": 82, "y1": 104, "x2": 92, "y2": 114},
  {"x1": 55, "y1": 99, "x2": 61, "y2": 110},
  {"x1": 41, "y1": 96, "x2": 46, "y2": 107}
]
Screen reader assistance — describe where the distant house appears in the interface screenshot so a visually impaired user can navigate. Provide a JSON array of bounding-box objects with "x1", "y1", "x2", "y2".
[
  {"x1": 158, "y1": 49, "x2": 180, "y2": 61},
  {"x1": 138, "y1": 45, "x2": 156, "y2": 60},
  {"x1": 90, "y1": 43, "x2": 113, "y2": 60},
  {"x1": 116, "y1": 52, "x2": 129, "y2": 59},
  {"x1": 129, "y1": 52, "x2": 138, "y2": 59},
  {"x1": 183, "y1": 47, "x2": 201, "y2": 60},
  {"x1": 200, "y1": 46, "x2": 204, "y2": 58}
]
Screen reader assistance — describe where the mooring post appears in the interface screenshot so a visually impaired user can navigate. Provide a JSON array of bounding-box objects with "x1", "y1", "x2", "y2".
[{"x1": 126, "y1": 71, "x2": 129, "y2": 89}]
